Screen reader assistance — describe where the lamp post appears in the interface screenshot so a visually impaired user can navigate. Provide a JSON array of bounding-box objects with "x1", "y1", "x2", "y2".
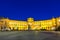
[{"x1": 55, "y1": 18, "x2": 57, "y2": 31}]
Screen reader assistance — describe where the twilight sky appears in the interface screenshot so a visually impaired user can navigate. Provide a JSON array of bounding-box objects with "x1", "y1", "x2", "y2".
[{"x1": 0, "y1": 0, "x2": 60, "y2": 20}]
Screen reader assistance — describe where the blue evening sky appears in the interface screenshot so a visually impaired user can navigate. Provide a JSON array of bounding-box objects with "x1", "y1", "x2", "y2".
[{"x1": 0, "y1": 0, "x2": 60, "y2": 20}]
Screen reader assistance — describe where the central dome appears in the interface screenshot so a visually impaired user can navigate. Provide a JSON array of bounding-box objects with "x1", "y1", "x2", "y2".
[{"x1": 27, "y1": 17, "x2": 34, "y2": 22}]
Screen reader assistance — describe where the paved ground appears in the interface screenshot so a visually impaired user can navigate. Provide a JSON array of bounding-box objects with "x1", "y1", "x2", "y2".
[{"x1": 0, "y1": 31, "x2": 60, "y2": 40}]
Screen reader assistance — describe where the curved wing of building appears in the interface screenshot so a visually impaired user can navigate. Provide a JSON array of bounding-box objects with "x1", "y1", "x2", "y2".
[{"x1": 0, "y1": 17, "x2": 60, "y2": 31}]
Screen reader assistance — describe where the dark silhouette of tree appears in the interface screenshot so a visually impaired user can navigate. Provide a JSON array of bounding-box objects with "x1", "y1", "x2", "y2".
[
  {"x1": 55, "y1": 26, "x2": 60, "y2": 31},
  {"x1": 28, "y1": 25, "x2": 31, "y2": 31}
]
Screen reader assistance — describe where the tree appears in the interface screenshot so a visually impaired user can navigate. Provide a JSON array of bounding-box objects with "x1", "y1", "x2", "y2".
[
  {"x1": 55, "y1": 26, "x2": 60, "y2": 31},
  {"x1": 28, "y1": 25, "x2": 31, "y2": 31}
]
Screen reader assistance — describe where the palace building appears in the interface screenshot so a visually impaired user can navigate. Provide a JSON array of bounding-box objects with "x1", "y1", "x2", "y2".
[{"x1": 0, "y1": 17, "x2": 60, "y2": 31}]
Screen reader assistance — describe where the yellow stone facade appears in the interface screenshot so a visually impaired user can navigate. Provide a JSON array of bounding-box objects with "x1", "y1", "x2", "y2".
[{"x1": 0, "y1": 17, "x2": 60, "y2": 31}]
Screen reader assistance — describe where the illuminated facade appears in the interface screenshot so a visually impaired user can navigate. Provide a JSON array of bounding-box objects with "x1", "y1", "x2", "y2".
[{"x1": 0, "y1": 17, "x2": 60, "y2": 31}]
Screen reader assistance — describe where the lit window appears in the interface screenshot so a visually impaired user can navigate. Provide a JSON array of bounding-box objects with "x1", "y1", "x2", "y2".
[{"x1": 59, "y1": 20, "x2": 60, "y2": 22}]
